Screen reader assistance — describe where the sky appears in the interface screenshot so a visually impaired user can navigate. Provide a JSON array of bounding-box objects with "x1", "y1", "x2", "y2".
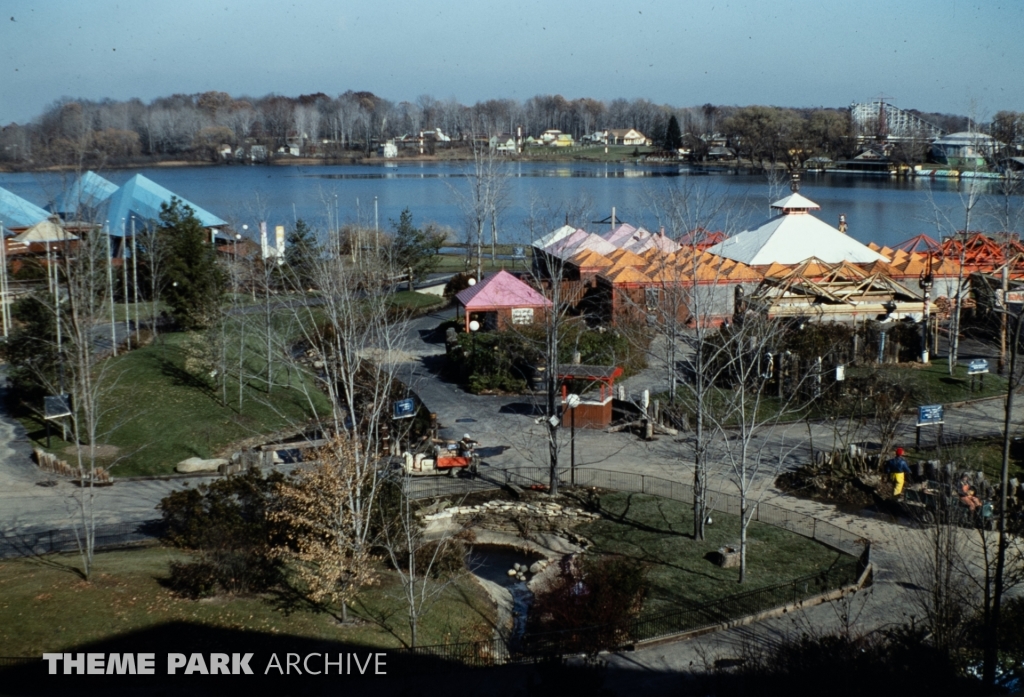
[{"x1": 1, "y1": 0, "x2": 1022, "y2": 125}]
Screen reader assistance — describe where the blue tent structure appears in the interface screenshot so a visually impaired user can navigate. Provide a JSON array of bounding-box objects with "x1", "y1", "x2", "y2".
[
  {"x1": 49, "y1": 170, "x2": 118, "y2": 218},
  {"x1": 102, "y1": 174, "x2": 227, "y2": 235},
  {"x1": 0, "y1": 186, "x2": 50, "y2": 230}
]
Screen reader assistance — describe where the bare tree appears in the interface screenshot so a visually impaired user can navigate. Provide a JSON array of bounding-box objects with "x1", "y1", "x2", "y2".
[
  {"x1": 927, "y1": 162, "x2": 985, "y2": 376},
  {"x1": 273, "y1": 433, "x2": 379, "y2": 622}
]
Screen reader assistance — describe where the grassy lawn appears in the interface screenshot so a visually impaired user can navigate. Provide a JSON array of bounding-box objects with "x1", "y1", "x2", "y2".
[
  {"x1": 579, "y1": 492, "x2": 851, "y2": 614},
  {"x1": 432, "y1": 254, "x2": 529, "y2": 274},
  {"x1": 661, "y1": 361, "x2": 1008, "y2": 427},
  {"x1": 388, "y1": 291, "x2": 446, "y2": 311},
  {"x1": 0, "y1": 547, "x2": 496, "y2": 656},
  {"x1": 521, "y1": 145, "x2": 656, "y2": 162},
  {"x1": 901, "y1": 436, "x2": 1024, "y2": 483},
  {"x1": 20, "y1": 324, "x2": 331, "y2": 476},
  {"x1": 848, "y1": 361, "x2": 1008, "y2": 404}
]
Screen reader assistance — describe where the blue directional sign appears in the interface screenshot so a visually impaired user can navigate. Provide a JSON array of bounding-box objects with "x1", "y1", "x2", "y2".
[
  {"x1": 967, "y1": 359, "x2": 990, "y2": 375},
  {"x1": 918, "y1": 404, "x2": 944, "y2": 426},
  {"x1": 393, "y1": 398, "x2": 416, "y2": 420}
]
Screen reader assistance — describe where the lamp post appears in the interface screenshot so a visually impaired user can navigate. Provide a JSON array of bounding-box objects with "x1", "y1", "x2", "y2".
[
  {"x1": 987, "y1": 306, "x2": 1024, "y2": 687},
  {"x1": 566, "y1": 393, "x2": 581, "y2": 485},
  {"x1": 469, "y1": 320, "x2": 480, "y2": 379}
]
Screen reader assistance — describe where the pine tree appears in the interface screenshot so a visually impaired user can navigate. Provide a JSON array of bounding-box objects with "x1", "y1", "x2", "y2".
[
  {"x1": 664, "y1": 114, "x2": 683, "y2": 151},
  {"x1": 285, "y1": 218, "x2": 320, "y2": 290},
  {"x1": 390, "y1": 208, "x2": 446, "y2": 281},
  {"x1": 160, "y1": 197, "x2": 225, "y2": 330}
]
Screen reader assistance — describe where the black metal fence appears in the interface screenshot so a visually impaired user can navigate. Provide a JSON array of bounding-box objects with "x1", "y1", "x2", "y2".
[
  {"x1": 0, "y1": 519, "x2": 164, "y2": 560},
  {"x1": 407, "y1": 466, "x2": 869, "y2": 557},
  {"x1": 407, "y1": 553, "x2": 863, "y2": 666},
  {"x1": 403, "y1": 465, "x2": 871, "y2": 664},
  {"x1": 0, "y1": 466, "x2": 869, "y2": 666}
]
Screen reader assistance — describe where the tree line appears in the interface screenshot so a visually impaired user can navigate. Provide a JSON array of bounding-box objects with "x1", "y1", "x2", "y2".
[{"x1": 0, "y1": 89, "x2": 979, "y2": 168}]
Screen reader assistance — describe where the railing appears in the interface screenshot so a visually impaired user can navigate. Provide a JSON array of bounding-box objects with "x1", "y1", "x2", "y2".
[
  {"x1": 0, "y1": 466, "x2": 870, "y2": 667},
  {"x1": 407, "y1": 466, "x2": 868, "y2": 557},
  {"x1": 408, "y1": 553, "x2": 863, "y2": 665},
  {"x1": 402, "y1": 465, "x2": 870, "y2": 664}
]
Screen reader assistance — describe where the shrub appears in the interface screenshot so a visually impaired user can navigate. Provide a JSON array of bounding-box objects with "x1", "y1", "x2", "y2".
[
  {"x1": 157, "y1": 469, "x2": 286, "y2": 596},
  {"x1": 167, "y1": 559, "x2": 219, "y2": 599},
  {"x1": 527, "y1": 555, "x2": 647, "y2": 654}
]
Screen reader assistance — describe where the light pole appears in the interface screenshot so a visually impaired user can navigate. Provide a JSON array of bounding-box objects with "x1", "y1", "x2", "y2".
[
  {"x1": 566, "y1": 393, "x2": 581, "y2": 485},
  {"x1": 469, "y1": 320, "x2": 480, "y2": 376},
  {"x1": 987, "y1": 306, "x2": 1024, "y2": 687},
  {"x1": 919, "y1": 264, "x2": 933, "y2": 364}
]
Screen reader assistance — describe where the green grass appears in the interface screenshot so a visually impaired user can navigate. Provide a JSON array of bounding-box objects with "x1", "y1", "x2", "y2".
[
  {"x1": 849, "y1": 362, "x2": 1008, "y2": 404},
  {"x1": 432, "y1": 254, "x2": 527, "y2": 274},
  {"x1": 661, "y1": 361, "x2": 1008, "y2": 427},
  {"x1": 21, "y1": 323, "x2": 331, "y2": 476},
  {"x1": 0, "y1": 547, "x2": 496, "y2": 656},
  {"x1": 521, "y1": 144, "x2": 656, "y2": 162},
  {"x1": 901, "y1": 436, "x2": 1024, "y2": 483},
  {"x1": 579, "y1": 492, "x2": 850, "y2": 614},
  {"x1": 388, "y1": 291, "x2": 446, "y2": 311}
]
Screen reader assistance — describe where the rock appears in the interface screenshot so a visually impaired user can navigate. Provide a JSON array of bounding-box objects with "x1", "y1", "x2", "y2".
[
  {"x1": 513, "y1": 563, "x2": 521, "y2": 571},
  {"x1": 507, "y1": 569, "x2": 517, "y2": 577},
  {"x1": 175, "y1": 457, "x2": 228, "y2": 473},
  {"x1": 529, "y1": 562, "x2": 542, "y2": 574}
]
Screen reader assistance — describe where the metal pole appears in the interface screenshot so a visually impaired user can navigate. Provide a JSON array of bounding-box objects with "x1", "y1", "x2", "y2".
[
  {"x1": 570, "y1": 406, "x2": 576, "y2": 486},
  {"x1": 106, "y1": 225, "x2": 117, "y2": 356},
  {"x1": 132, "y1": 219, "x2": 140, "y2": 344},
  {"x1": 0, "y1": 220, "x2": 8, "y2": 338},
  {"x1": 121, "y1": 222, "x2": 130, "y2": 351},
  {"x1": 990, "y1": 309, "x2": 1023, "y2": 686}
]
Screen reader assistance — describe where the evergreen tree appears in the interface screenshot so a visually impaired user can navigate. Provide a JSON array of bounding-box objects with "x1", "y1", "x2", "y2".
[
  {"x1": 664, "y1": 114, "x2": 683, "y2": 151},
  {"x1": 160, "y1": 197, "x2": 225, "y2": 330},
  {"x1": 284, "y1": 218, "x2": 320, "y2": 290},
  {"x1": 390, "y1": 208, "x2": 446, "y2": 281},
  {"x1": 1, "y1": 295, "x2": 59, "y2": 408}
]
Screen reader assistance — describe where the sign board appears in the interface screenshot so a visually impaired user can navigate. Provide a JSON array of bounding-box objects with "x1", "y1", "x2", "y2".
[
  {"x1": 999, "y1": 290, "x2": 1024, "y2": 305},
  {"x1": 44, "y1": 394, "x2": 71, "y2": 420},
  {"x1": 967, "y1": 359, "x2": 990, "y2": 375},
  {"x1": 511, "y1": 308, "x2": 534, "y2": 325},
  {"x1": 835, "y1": 365, "x2": 846, "y2": 382},
  {"x1": 392, "y1": 398, "x2": 416, "y2": 420},
  {"x1": 917, "y1": 404, "x2": 944, "y2": 427},
  {"x1": 512, "y1": 246, "x2": 526, "y2": 258}
]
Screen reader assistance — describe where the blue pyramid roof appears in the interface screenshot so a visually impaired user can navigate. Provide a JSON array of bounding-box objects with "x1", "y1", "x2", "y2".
[
  {"x1": 0, "y1": 186, "x2": 50, "y2": 229},
  {"x1": 50, "y1": 171, "x2": 119, "y2": 216},
  {"x1": 103, "y1": 174, "x2": 227, "y2": 235}
]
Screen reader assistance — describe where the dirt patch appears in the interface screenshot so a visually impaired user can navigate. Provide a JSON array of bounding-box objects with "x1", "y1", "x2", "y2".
[
  {"x1": 776, "y1": 465, "x2": 890, "y2": 511},
  {"x1": 62, "y1": 444, "x2": 120, "y2": 460}
]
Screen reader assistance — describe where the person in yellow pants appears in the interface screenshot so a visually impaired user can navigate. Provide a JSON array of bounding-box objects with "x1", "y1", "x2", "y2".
[{"x1": 886, "y1": 447, "x2": 911, "y2": 496}]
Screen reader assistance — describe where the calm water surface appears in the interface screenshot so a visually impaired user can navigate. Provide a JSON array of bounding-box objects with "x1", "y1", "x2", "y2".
[{"x1": 2, "y1": 162, "x2": 1017, "y2": 248}]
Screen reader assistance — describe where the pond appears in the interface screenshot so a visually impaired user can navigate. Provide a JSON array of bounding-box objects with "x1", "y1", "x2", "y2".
[{"x1": 465, "y1": 543, "x2": 545, "y2": 646}]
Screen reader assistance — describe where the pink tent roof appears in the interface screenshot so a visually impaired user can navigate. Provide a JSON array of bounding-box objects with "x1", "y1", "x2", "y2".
[{"x1": 455, "y1": 270, "x2": 553, "y2": 310}]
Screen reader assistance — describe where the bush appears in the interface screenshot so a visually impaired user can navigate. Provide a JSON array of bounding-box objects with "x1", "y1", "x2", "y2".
[
  {"x1": 157, "y1": 469, "x2": 286, "y2": 596},
  {"x1": 527, "y1": 555, "x2": 647, "y2": 654},
  {"x1": 167, "y1": 559, "x2": 219, "y2": 599}
]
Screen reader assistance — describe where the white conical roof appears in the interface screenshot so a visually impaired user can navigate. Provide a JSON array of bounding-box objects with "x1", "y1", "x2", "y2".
[
  {"x1": 708, "y1": 208, "x2": 886, "y2": 266},
  {"x1": 770, "y1": 192, "x2": 820, "y2": 211}
]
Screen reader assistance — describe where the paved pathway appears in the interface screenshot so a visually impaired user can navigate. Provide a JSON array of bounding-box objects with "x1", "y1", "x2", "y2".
[{"x1": 1, "y1": 312, "x2": 1021, "y2": 687}]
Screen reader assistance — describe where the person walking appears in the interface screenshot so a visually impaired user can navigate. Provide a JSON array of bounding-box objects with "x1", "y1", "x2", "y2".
[{"x1": 886, "y1": 447, "x2": 912, "y2": 496}]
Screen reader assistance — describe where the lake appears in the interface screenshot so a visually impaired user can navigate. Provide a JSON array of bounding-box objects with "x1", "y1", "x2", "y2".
[{"x1": 2, "y1": 162, "x2": 1019, "y2": 249}]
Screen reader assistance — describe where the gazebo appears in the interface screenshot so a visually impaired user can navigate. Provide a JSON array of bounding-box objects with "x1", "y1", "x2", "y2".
[{"x1": 454, "y1": 270, "x2": 552, "y2": 332}]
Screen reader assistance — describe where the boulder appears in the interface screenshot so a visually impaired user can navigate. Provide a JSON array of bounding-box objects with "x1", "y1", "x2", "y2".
[{"x1": 176, "y1": 457, "x2": 228, "y2": 473}]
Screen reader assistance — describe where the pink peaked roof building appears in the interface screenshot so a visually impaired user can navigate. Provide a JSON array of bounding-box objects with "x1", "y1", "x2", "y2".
[{"x1": 455, "y1": 270, "x2": 552, "y2": 332}]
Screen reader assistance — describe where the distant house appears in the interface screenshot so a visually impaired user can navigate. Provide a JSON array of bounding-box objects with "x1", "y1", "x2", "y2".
[
  {"x1": 490, "y1": 135, "x2": 518, "y2": 152},
  {"x1": 706, "y1": 146, "x2": 736, "y2": 161},
  {"x1": 604, "y1": 129, "x2": 651, "y2": 146},
  {"x1": 540, "y1": 130, "x2": 574, "y2": 147},
  {"x1": 378, "y1": 140, "x2": 398, "y2": 158}
]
